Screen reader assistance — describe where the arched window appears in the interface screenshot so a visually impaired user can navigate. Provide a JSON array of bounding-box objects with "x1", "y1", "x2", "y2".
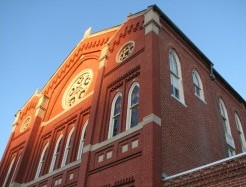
[
  {"x1": 169, "y1": 49, "x2": 185, "y2": 103},
  {"x1": 192, "y1": 69, "x2": 205, "y2": 100},
  {"x1": 126, "y1": 82, "x2": 140, "y2": 130},
  {"x1": 108, "y1": 93, "x2": 122, "y2": 138},
  {"x1": 3, "y1": 156, "x2": 16, "y2": 187},
  {"x1": 49, "y1": 135, "x2": 63, "y2": 172},
  {"x1": 219, "y1": 98, "x2": 235, "y2": 156},
  {"x1": 219, "y1": 99, "x2": 231, "y2": 135},
  {"x1": 35, "y1": 143, "x2": 49, "y2": 179},
  {"x1": 235, "y1": 113, "x2": 246, "y2": 152},
  {"x1": 61, "y1": 128, "x2": 74, "y2": 167},
  {"x1": 77, "y1": 120, "x2": 88, "y2": 160}
]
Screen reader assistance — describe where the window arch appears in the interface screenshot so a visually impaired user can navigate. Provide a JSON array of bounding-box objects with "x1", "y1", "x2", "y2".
[
  {"x1": 192, "y1": 69, "x2": 205, "y2": 100},
  {"x1": 49, "y1": 134, "x2": 63, "y2": 172},
  {"x1": 61, "y1": 128, "x2": 75, "y2": 167},
  {"x1": 3, "y1": 156, "x2": 16, "y2": 187},
  {"x1": 77, "y1": 120, "x2": 88, "y2": 160},
  {"x1": 235, "y1": 113, "x2": 246, "y2": 152},
  {"x1": 35, "y1": 143, "x2": 49, "y2": 179},
  {"x1": 219, "y1": 98, "x2": 235, "y2": 156},
  {"x1": 108, "y1": 93, "x2": 122, "y2": 138},
  {"x1": 169, "y1": 49, "x2": 185, "y2": 103},
  {"x1": 126, "y1": 82, "x2": 140, "y2": 130},
  {"x1": 219, "y1": 99, "x2": 232, "y2": 135}
]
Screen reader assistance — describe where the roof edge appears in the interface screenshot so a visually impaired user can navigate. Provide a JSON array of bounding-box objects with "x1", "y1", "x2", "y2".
[{"x1": 151, "y1": 4, "x2": 245, "y2": 104}]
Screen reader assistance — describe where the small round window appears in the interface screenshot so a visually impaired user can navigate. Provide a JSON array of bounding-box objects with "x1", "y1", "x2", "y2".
[
  {"x1": 117, "y1": 41, "x2": 135, "y2": 63},
  {"x1": 20, "y1": 116, "x2": 31, "y2": 133}
]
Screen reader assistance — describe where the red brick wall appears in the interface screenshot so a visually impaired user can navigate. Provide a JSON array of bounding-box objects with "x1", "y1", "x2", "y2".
[{"x1": 159, "y1": 16, "x2": 246, "y2": 175}]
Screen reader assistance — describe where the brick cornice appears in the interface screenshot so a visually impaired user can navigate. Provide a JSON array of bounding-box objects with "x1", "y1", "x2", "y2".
[{"x1": 108, "y1": 21, "x2": 143, "y2": 53}]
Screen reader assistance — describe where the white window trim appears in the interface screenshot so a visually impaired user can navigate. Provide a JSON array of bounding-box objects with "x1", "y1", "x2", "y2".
[
  {"x1": 169, "y1": 49, "x2": 185, "y2": 104},
  {"x1": 126, "y1": 82, "x2": 140, "y2": 130},
  {"x1": 3, "y1": 156, "x2": 16, "y2": 187},
  {"x1": 10, "y1": 154, "x2": 21, "y2": 183},
  {"x1": 219, "y1": 98, "x2": 235, "y2": 155},
  {"x1": 77, "y1": 120, "x2": 88, "y2": 160},
  {"x1": 219, "y1": 98, "x2": 232, "y2": 136},
  {"x1": 49, "y1": 134, "x2": 63, "y2": 172},
  {"x1": 192, "y1": 69, "x2": 205, "y2": 102},
  {"x1": 235, "y1": 113, "x2": 246, "y2": 151},
  {"x1": 108, "y1": 92, "x2": 122, "y2": 139},
  {"x1": 116, "y1": 41, "x2": 135, "y2": 63},
  {"x1": 35, "y1": 143, "x2": 49, "y2": 179},
  {"x1": 61, "y1": 127, "x2": 74, "y2": 167}
]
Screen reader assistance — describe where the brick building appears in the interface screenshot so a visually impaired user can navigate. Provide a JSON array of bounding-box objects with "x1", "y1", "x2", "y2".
[{"x1": 1, "y1": 5, "x2": 246, "y2": 187}]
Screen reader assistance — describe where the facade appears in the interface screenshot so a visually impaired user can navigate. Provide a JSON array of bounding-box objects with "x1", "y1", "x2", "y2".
[{"x1": 1, "y1": 5, "x2": 246, "y2": 187}]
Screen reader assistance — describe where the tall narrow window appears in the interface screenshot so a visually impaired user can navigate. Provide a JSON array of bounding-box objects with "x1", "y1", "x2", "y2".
[
  {"x1": 61, "y1": 128, "x2": 74, "y2": 167},
  {"x1": 10, "y1": 154, "x2": 21, "y2": 183},
  {"x1": 108, "y1": 93, "x2": 122, "y2": 138},
  {"x1": 169, "y1": 49, "x2": 184, "y2": 103},
  {"x1": 49, "y1": 135, "x2": 63, "y2": 172},
  {"x1": 235, "y1": 113, "x2": 246, "y2": 152},
  {"x1": 3, "y1": 156, "x2": 16, "y2": 187},
  {"x1": 35, "y1": 143, "x2": 49, "y2": 179},
  {"x1": 77, "y1": 121, "x2": 88, "y2": 160},
  {"x1": 126, "y1": 82, "x2": 140, "y2": 130},
  {"x1": 192, "y1": 70, "x2": 205, "y2": 100},
  {"x1": 219, "y1": 98, "x2": 235, "y2": 156}
]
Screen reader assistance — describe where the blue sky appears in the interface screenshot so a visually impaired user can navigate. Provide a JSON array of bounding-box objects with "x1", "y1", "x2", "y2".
[{"x1": 0, "y1": 0, "x2": 246, "y2": 160}]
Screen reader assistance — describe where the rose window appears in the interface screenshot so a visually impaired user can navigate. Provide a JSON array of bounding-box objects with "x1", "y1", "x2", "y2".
[
  {"x1": 117, "y1": 41, "x2": 135, "y2": 62},
  {"x1": 63, "y1": 69, "x2": 93, "y2": 108}
]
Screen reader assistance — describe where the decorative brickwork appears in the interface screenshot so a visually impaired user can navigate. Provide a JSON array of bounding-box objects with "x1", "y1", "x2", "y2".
[{"x1": 1, "y1": 5, "x2": 246, "y2": 187}]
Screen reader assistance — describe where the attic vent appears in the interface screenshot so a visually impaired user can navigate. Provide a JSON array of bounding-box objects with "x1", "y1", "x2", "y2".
[{"x1": 117, "y1": 41, "x2": 135, "y2": 63}]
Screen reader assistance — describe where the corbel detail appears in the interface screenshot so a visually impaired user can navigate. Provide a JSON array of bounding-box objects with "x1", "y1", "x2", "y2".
[
  {"x1": 35, "y1": 95, "x2": 49, "y2": 118},
  {"x1": 99, "y1": 45, "x2": 109, "y2": 69}
]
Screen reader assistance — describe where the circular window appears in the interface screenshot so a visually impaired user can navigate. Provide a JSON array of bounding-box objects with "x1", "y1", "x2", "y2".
[
  {"x1": 63, "y1": 69, "x2": 93, "y2": 109},
  {"x1": 20, "y1": 117, "x2": 31, "y2": 133},
  {"x1": 117, "y1": 41, "x2": 135, "y2": 63}
]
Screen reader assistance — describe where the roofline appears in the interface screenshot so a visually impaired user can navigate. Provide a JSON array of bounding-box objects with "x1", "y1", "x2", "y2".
[
  {"x1": 151, "y1": 5, "x2": 214, "y2": 66},
  {"x1": 151, "y1": 4, "x2": 245, "y2": 104},
  {"x1": 164, "y1": 152, "x2": 246, "y2": 181}
]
